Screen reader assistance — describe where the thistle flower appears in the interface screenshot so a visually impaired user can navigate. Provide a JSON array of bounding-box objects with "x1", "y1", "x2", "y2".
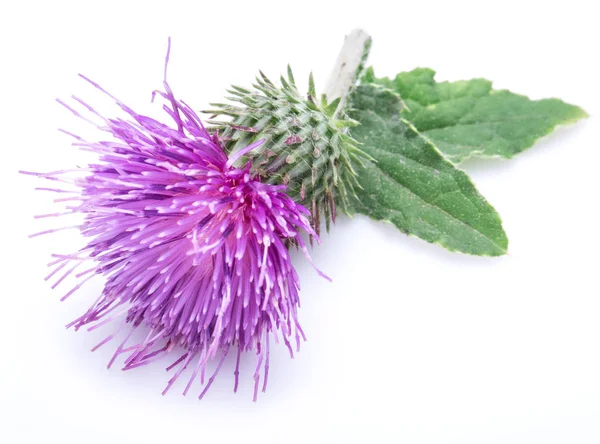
[
  {"x1": 24, "y1": 44, "x2": 327, "y2": 401},
  {"x1": 207, "y1": 68, "x2": 371, "y2": 234}
]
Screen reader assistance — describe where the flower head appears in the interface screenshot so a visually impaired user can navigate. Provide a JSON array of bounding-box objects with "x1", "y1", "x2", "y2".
[{"x1": 24, "y1": 43, "x2": 327, "y2": 400}]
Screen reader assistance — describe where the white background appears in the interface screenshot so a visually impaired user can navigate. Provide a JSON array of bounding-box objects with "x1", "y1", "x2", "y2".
[{"x1": 1, "y1": 1, "x2": 599, "y2": 443}]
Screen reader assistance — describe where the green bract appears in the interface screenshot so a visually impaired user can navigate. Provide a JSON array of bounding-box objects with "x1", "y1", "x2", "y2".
[
  {"x1": 207, "y1": 68, "x2": 369, "y2": 233},
  {"x1": 363, "y1": 67, "x2": 588, "y2": 163}
]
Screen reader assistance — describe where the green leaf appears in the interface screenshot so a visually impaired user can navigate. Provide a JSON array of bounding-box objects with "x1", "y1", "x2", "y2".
[
  {"x1": 347, "y1": 84, "x2": 508, "y2": 256},
  {"x1": 363, "y1": 67, "x2": 588, "y2": 163}
]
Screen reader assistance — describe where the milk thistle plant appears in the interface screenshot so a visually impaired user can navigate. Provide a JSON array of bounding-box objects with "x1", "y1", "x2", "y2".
[{"x1": 24, "y1": 31, "x2": 587, "y2": 400}]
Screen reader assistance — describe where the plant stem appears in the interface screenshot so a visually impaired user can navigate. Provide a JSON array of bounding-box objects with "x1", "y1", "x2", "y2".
[{"x1": 324, "y1": 29, "x2": 372, "y2": 115}]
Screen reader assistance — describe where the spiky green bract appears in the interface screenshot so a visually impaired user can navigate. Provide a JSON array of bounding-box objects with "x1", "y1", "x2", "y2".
[{"x1": 207, "y1": 67, "x2": 369, "y2": 234}]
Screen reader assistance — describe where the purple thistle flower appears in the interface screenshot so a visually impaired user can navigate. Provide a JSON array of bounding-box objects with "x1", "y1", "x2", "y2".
[{"x1": 23, "y1": 42, "x2": 328, "y2": 401}]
